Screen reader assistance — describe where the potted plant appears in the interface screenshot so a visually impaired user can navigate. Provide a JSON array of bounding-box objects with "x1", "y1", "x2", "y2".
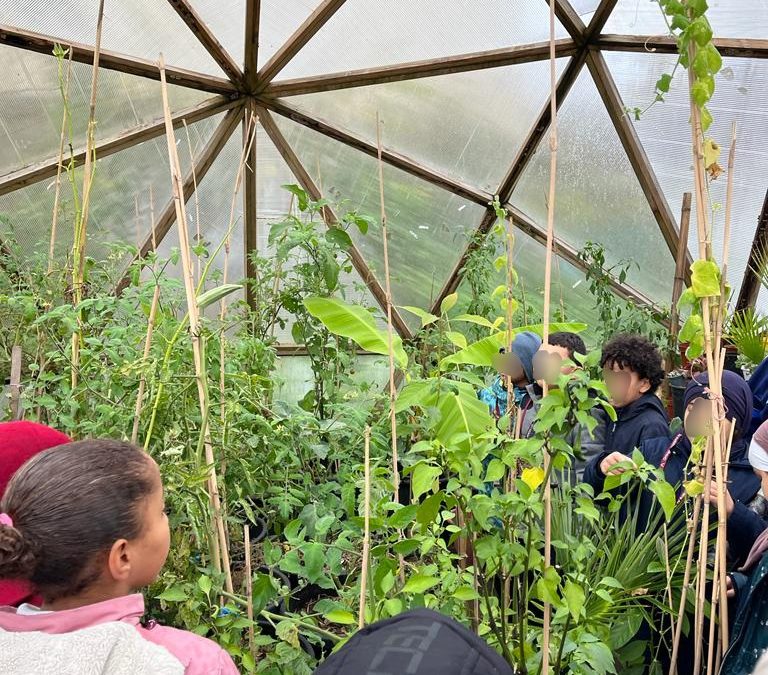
[{"x1": 726, "y1": 308, "x2": 768, "y2": 378}]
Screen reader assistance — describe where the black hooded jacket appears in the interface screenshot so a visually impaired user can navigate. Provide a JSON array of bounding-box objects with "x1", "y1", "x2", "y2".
[{"x1": 603, "y1": 392, "x2": 670, "y2": 456}]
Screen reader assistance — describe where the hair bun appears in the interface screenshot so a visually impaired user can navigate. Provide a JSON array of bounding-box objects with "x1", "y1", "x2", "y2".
[{"x1": 0, "y1": 522, "x2": 36, "y2": 580}]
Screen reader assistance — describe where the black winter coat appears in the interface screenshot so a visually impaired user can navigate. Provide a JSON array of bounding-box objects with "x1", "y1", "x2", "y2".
[{"x1": 603, "y1": 392, "x2": 670, "y2": 456}]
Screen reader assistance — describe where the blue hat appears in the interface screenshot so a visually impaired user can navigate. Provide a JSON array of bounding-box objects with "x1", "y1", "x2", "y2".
[{"x1": 511, "y1": 331, "x2": 542, "y2": 383}]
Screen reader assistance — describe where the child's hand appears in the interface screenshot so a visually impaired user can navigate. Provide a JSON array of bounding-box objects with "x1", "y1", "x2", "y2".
[
  {"x1": 726, "y1": 574, "x2": 735, "y2": 598},
  {"x1": 707, "y1": 481, "x2": 735, "y2": 516},
  {"x1": 600, "y1": 452, "x2": 633, "y2": 477}
]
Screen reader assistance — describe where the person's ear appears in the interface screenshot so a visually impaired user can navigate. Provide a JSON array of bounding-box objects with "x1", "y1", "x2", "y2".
[
  {"x1": 638, "y1": 378, "x2": 651, "y2": 394},
  {"x1": 107, "y1": 539, "x2": 132, "y2": 582}
]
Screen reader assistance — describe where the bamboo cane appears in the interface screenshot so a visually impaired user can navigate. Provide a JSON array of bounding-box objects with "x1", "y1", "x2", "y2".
[
  {"x1": 71, "y1": 0, "x2": 105, "y2": 391},
  {"x1": 48, "y1": 48, "x2": 72, "y2": 273},
  {"x1": 158, "y1": 54, "x2": 232, "y2": 595},
  {"x1": 131, "y1": 189, "x2": 160, "y2": 445},
  {"x1": 182, "y1": 119, "x2": 202, "y2": 283},
  {"x1": 358, "y1": 427, "x2": 371, "y2": 629},
  {"x1": 686, "y1": 40, "x2": 728, "y2": 672},
  {"x1": 540, "y1": 1, "x2": 558, "y2": 671},
  {"x1": 244, "y1": 523, "x2": 255, "y2": 662},
  {"x1": 375, "y1": 113, "x2": 400, "y2": 505}
]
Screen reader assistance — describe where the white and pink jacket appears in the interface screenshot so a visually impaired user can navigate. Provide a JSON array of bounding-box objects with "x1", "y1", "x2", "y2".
[{"x1": 0, "y1": 594, "x2": 239, "y2": 675}]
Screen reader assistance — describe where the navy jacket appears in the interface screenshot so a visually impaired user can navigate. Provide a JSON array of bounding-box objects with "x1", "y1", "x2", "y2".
[
  {"x1": 604, "y1": 392, "x2": 670, "y2": 456},
  {"x1": 583, "y1": 433, "x2": 767, "y2": 567}
]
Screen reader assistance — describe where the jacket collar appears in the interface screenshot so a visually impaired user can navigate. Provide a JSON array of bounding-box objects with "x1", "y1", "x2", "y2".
[{"x1": 0, "y1": 594, "x2": 145, "y2": 634}]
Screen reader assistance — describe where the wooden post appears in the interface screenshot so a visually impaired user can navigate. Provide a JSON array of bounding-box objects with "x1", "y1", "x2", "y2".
[
  {"x1": 669, "y1": 193, "x2": 693, "y2": 344},
  {"x1": 244, "y1": 524, "x2": 255, "y2": 661},
  {"x1": 9, "y1": 345, "x2": 22, "y2": 421}
]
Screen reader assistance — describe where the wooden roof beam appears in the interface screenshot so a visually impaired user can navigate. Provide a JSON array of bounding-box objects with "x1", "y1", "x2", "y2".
[
  {"x1": 0, "y1": 96, "x2": 239, "y2": 197},
  {"x1": 0, "y1": 24, "x2": 238, "y2": 95},
  {"x1": 737, "y1": 189, "x2": 768, "y2": 311},
  {"x1": 265, "y1": 39, "x2": 578, "y2": 97},
  {"x1": 256, "y1": 0, "x2": 347, "y2": 89},
  {"x1": 166, "y1": 0, "x2": 245, "y2": 87},
  {"x1": 595, "y1": 34, "x2": 768, "y2": 59},
  {"x1": 244, "y1": 0, "x2": 261, "y2": 90}
]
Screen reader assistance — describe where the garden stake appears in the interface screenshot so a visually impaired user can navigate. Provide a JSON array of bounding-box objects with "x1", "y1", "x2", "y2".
[
  {"x1": 183, "y1": 119, "x2": 202, "y2": 282},
  {"x1": 131, "y1": 189, "x2": 161, "y2": 446},
  {"x1": 358, "y1": 426, "x2": 371, "y2": 630},
  {"x1": 159, "y1": 54, "x2": 232, "y2": 595},
  {"x1": 71, "y1": 0, "x2": 105, "y2": 392},
  {"x1": 244, "y1": 524, "x2": 255, "y2": 662},
  {"x1": 540, "y1": 0, "x2": 559, "y2": 670},
  {"x1": 375, "y1": 112, "x2": 400, "y2": 507},
  {"x1": 48, "y1": 48, "x2": 72, "y2": 274},
  {"x1": 9, "y1": 345, "x2": 22, "y2": 420}
]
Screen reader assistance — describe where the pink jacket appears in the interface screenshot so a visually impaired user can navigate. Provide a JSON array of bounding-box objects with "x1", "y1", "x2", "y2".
[{"x1": 0, "y1": 594, "x2": 239, "y2": 675}]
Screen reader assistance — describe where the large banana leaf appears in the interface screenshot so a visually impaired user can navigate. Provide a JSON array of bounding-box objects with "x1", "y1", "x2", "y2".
[
  {"x1": 440, "y1": 322, "x2": 587, "y2": 369},
  {"x1": 304, "y1": 297, "x2": 408, "y2": 368}
]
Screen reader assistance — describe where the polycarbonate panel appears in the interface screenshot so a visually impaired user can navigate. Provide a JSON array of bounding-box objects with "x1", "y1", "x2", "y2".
[
  {"x1": 189, "y1": 0, "x2": 246, "y2": 66},
  {"x1": 274, "y1": 354, "x2": 386, "y2": 403},
  {"x1": 279, "y1": 0, "x2": 568, "y2": 79},
  {"x1": 0, "y1": 45, "x2": 211, "y2": 178},
  {"x1": 287, "y1": 58, "x2": 568, "y2": 194},
  {"x1": 1, "y1": 0, "x2": 226, "y2": 75},
  {"x1": 757, "y1": 285, "x2": 768, "y2": 315},
  {"x1": 605, "y1": 0, "x2": 768, "y2": 39},
  {"x1": 606, "y1": 51, "x2": 768, "y2": 302},
  {"x1": 512, "y1": 68, "x2": 676, "y2": 305},
  {"x1": 273, "y1": 115, "x2": 486, "y2": 315},
  {"x1": 258, "y1": 0, "x2": 319, "y2": 69},
  {"x1": 0, "y1": 113, "x2": 223, "y2": 263},
  {"x1": 254, "y1": 121, "x2": 388, "y2": 342}
]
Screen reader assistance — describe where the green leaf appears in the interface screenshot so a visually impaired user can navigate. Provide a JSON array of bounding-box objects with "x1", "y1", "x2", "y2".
[
  {"x1": 692, "y1": 79, "x2": 710, "y2": 107},
  {"x1": 388, "y1": 504, "x2": 419, "y2": 528},
  {"x1": 700, "y1": 106, "x2": 713, "y2": 132},
  {"x1": 276, "y1": 620, "x2": 300, "y2": 649},
  {"x1": 445, "y1": 331, "x2": 467, "y2": 349},
  {"x1": 610, "y1": 609, "x2": 644, "y2": 649},
  {"x1": 564, "y1": 579, "x2": 585, "y2": 622},
  {"x1": 691, "y1": 259, "x2": 721, "y2": 297},
  {"x1": 679, "y1": 313, "x2": 703, "y2": 343},
  {"x1": 412, "y1": 463, "x2": 442, "y2": 501},
  {"x1": 454, "y1": 314, "x2": 497, "y2": 329},
  {"x1": 416, "y1": 491, "x2": 444, "y2": 526},
  {"x1": 453, "y1": 586, "x2": 480, "y2": 601},
  {"x1": 434, "y1": 382, "x2": 492, "y2": 449},
  {"x1": 282, "y1": 184, "x2": 309, "y2": 211},
  {"x1": 303, "y1": 542, "x2": 325, "y2": 583},
  {"x1": 689, "y1": 16, "x2": 713, "y2": 47},
  {"x1": 655, "y1": 73, "x2": 673, "y2": 93},
  {"x1": 440, "y1": 292, "x2": 459, "y2": 315},
  {"x1": 684, "y1": 479, "x2": 705, "y2": 497},
  {"x1": 325, "y1": 226, "x2": 353, "y2": 249},
  {"x1": 324, "y1": 609, "x2": 356, "y2": 625},
  {"x1": 197, "y1": 575, "x2": 212, "y2": 595},
  {"x1": 688, "y1": 0, "x2": 708, "y2": 17},
  {"x1": 400, "y1": 305, "x2": 440, "y2": 328},
  {"x1": 402, "y1": 574, "x2": 440, "y2": 595},
  {"x1": 535, "y1": 566, "x2": 561, "y2": 605},
  {"x1": 156, "y1": 586, "x2": 188, "y2": 602},
  {"x1": 395, "y1": 380, "x2": 435, "y2": 413},
  {"x1": 649, "y1": 479, "x2": 676, "y2": 521},
  {"x1": 196, "y1": 283, "x2": 243, "y2": 309},
  {"x1": 485, "y1": 458, "x2": 505, "y2": 482},
  {"x1": 703, "y1": 43, "x2": 722, "y2": 74},
  {"x1": 304, "y1": 297, "x2": 407, "y2": 368},
  {"x1": 676, "y1": 287, "x2": 697, "y2": 311}
]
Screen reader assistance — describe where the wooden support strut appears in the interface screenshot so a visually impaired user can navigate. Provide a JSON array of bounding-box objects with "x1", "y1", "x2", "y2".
[
  {"x1": 244, "y1": 0, "x2": 261, "y2": 91},
  {"x1": 0, "y1": 24, "x2": 238, "y2": 95},
  {"x1": 256, "y1": 105, "x2": 413, "y2": 340},
  {"x1": 166, "y1": 0, "x2": 245, "y2": 87},
  {"x1": 670, "y1": 192, "x2": 693, "y2": 342},
  {"x1": 115, "y1": 105, "x2": 244, "y2": 294},
  {"x1": 243, "y1": 100, "x2": 259, "y2": 310},
  {"x1": 264, "y1": 39, "x2": 578, "y2": 97},
  {"x1": 594, "y1": 34, "x2": 768, "y2": 60},
  {"x1": 0, "y1": 96, "x2": 239, "y2": 197}
]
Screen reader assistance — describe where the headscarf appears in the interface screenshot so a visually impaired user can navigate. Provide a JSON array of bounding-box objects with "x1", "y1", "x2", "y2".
[
  {"x1": 0, "y1": 421, "x2": 71, "y2": 607},
  {"x1": 683, "y1": 371, "x2": 753, "y2": 462}
]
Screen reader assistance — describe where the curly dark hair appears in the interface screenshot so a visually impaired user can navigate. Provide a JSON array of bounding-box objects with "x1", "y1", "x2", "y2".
[
  {"x1": 548, "y1": 332, "x2": 587, "y2": 359},
  {"x1": 600, "y1": 334, "x2": 665, "y2": 391}
]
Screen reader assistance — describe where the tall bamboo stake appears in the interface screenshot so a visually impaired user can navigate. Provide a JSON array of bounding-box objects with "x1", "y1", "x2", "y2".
[
  {"x1": 685, "y1": 40, "x2": 728, "y2": 671},
  {"x1": 358, "y1": 427, "x2": 371, "y2": 629},
  {"x1": 376, "y1": 113, "x2": 400, "y2": 505},
  {"x1": 183, "y1": 119, "x2": 202, "y2": 282},
  {"x1": 244, "y1": 523, "x2": 255, "y2": 662},
  {"x1": 71, "y1": 0, "x2": 105, "y2": 391},
  {"x1": 49, "y1": 49, "x2": 72, "y2": 273},
  {"x1": 158, "y1": 54, "x2": 232, "y2": 595},
  {"x1": 540, "y1": 1, "x2": 558, "y2": 671},
  {"x1": 132, "y1": 189, "x2": 160, "y2": 445}
]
